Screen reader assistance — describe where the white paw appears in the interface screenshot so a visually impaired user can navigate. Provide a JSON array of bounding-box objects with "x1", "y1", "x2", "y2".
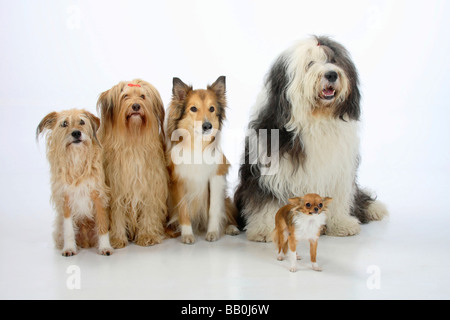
[
  {"x1": 225, "y1": 225, "x2": 240, "y2": 236},
  {"x1": 181, "y1": 234, "x2": 196, "y2": 244},
  {"x1": 205, "y1": 231, "x2": 219, "y2": 242},
  {"x1": 366, "y1": 200, "x2": 389, "y2": 221},
  {"x1": 326, "y1": 217, "x2": 361, "y2": 236},
  {"x1": 312, "y1": 263, "x2": 322, "y2": 272},
  {"x1": 62, "y1": 248, "x2": 77, "y2": 257},
  {"x1": 289, "y1": 267, "x2": 297, "y2": 273},
  {"x1": 98, "y1": 247, "x2": 114, "y2": 256}
]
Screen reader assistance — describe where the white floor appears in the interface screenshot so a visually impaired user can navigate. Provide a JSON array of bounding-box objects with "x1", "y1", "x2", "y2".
[{"x1": 1, "y1": 200, "x2": 449, "y2": 300}]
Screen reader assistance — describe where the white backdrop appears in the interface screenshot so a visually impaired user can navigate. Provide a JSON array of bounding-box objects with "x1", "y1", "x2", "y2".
[{"x1": 0, "y1": 0, "x2": 449, "y2": 243}]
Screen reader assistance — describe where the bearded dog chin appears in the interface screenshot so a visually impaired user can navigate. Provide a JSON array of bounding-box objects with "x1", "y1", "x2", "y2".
[{"x1": 235, "y1": 36, "x2": 388, "y2": 241}]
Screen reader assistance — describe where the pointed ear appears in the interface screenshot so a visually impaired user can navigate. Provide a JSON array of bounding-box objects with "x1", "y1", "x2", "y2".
[
  {"x1": 288, "y1": 197, "x2": 303, "y2": 206},
  {"x1": 36, "y1": 112, "x2": 58, "y2": 140},
  {"x1": 83, "y1": 111, "x2": 101, "y2": 146},
  {"x1": 172, "y1": 77, "x2": 191, "y2": 101},
  {"x1": 323, "y1": 197, "x2": 333, "y2": 208},
  {"x1": 209, "y1": 76, "x2": 226, "y2": 98}
]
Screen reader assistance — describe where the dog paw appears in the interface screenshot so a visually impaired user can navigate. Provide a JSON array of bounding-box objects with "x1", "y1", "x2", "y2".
[
  {"x1": 326, "y1": 218, "x2": 361, "y2": 236},
  {"x1": 225, "y1": 225, "x2": 240, "y2": 236},
  {"x1": 297, "y1": 254, "x2": 302, "y2": 260},
  {"x1": 366, "y1": 200, "x2": 389, "y2": 221},
  {"x1": 247, "y1": 233, "x2": 271, "y2": 242},
  {"x1": 289, "y1": 267, "x2": 297, "y2": 273},
  {"x1": 181, "y1": 234, "x2": 196, "y2": 244},
  {"x1": 136, "y1": 235, "x2": 162, "y2": 247},
  {"x1": 205, "y1": 231, "x2": 220, "y2": 242},
  {"x1": 62, "y1": 248, "x2": 77, "y2": 257},
  {"x1": 277, "y1": 254, "x2": 284, "y2": 261},
  {"x1": 110, "y1": 238, "x2": 128, "y2": 249},
  {"x1": 98, "y1": 247, "x2": 114, "y2": 256},
  {"x1": 312, "y1": 263, "x2": 322, "y2": 272}
]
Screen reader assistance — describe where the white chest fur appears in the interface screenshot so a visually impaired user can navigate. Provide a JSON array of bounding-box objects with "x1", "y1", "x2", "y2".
[
  {"x1": 293, "y1": 212, "x2": 327, "y2": 241},
  {"x1": 62, "y1": 180, "x2": 96, "y2": 221}
]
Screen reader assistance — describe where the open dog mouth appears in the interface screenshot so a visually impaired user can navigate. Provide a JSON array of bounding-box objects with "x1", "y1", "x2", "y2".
[{"x1": 320, "y1": 86, "x2": 336, "y2": 100}]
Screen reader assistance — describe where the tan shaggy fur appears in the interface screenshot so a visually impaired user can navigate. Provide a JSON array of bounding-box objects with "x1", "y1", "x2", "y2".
[
  {"x1": 37, "y1": 109, "x2": 113, "y2": 256},
  {"x1": 97, "y1": 79, "x2": 169, "y2": 248}
]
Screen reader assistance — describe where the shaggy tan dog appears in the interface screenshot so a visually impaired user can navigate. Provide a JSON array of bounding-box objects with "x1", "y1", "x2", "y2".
[{"x1": 97, "y1": 79, "x2": 168, "y2": 248}]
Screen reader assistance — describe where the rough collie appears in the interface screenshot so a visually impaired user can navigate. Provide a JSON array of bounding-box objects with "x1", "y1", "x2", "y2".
[{"x1": 165, "y1": 76, "x2": 239, "y2": 244}]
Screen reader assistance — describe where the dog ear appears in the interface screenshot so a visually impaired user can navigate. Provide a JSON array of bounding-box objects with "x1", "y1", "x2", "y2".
[
  {"x1": 288, "y1": 197, "x2": 303, "y2": 206},
  {"x1": 209, "y1": 76, "x2": 226, "y2": 98},
  {"x1": 172, "y1": 78, "x2": 191, "y2": 101},
  {"x1": 151, "y1": 88, "x2": 166, "y2": 137},
  {"x1": 36, "y1": 112, "x2": 58, "y2": 140},
  {"x1": 83, "y1": 111, "x2": 101, "y2": 146},
  {"x1": 323, "y1": 197, "x2": 333, "y2": 208}
]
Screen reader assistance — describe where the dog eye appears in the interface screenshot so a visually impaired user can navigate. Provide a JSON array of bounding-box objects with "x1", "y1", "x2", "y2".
[
  {"x1": 306, "y1": 203, "x2": 311, "y2": 208},
  {"x1": 123, "y1": 94, "x2": 128, "y2": 99},
  {"x1": 209, "y1": 106, "x2": 215, "y2": 113},
  {"x1": 307, "y1": 61, "x2": 314, "y2": 70},
  {"x1": 190, "y1": 106, "x2": 198, "y2": 112},
  {"x1": 80, "y1": 119, "x2": 85, "y2": 125},
  {"x1": 318, "y1": 203, "x2": 323, "y2": 208},
  {"x1": 140, "y1": 95, "x2": 145, "y2": 100},
  {"x1": 61, "y1": 121, "x2": 68, "y2": 128}
]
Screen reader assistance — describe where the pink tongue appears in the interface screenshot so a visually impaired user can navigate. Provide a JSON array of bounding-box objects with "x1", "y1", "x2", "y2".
[{"x1": 323, "y1": 89, "x2": 334, "y2": 96}]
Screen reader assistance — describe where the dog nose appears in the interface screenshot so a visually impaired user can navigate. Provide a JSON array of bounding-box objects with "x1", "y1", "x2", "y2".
[
  {"x1": 72, "y1": 130, "x2": 82, "y2": 139},
  {"x1": 202, "y1": 122, "x2": 213, "y2": 132},
  {"x1": 325, "y1": 71, "x2": 338, "y2": 83},
  {"x1": 132, "y1": 103, "x2": 141, "y2": 112},
  {"x1": 314, "y1": 207, "x2": 319, "y2": 213}
]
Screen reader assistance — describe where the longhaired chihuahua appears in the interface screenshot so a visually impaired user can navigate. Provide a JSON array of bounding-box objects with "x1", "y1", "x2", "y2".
[
  {"x1": 272, "y1": 193, "x2": 332, "y2": 272},
  {"x1": 37, "y1": 109, "x2": 113, "y2": 256}
]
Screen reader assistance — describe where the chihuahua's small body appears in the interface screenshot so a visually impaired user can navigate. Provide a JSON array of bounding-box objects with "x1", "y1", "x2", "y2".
[
  {"x1": 272, "y1": 193, "x2": 332, "y2": 272},
  {"x1": 37, "y1": 109, "x2": 113, "y2": 257}
]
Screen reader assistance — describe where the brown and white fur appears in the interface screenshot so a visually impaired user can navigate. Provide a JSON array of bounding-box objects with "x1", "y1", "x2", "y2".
[
  {"x1": 165, "y1": 76, "x2": 239, "y2": 244},
  {"x1": 37, "y1": 109, "x2": 113, "y2": 256},
  {"x1": 97, "y1": 79, "x2": 168, "y2": 248},
  {"x1": 273, "y1": 193, "x2": 332, "y2": 272}
]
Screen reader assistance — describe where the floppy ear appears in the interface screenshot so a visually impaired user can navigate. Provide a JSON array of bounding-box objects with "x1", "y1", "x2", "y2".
[
  {"x1": 152, "y1": 89, "x2": 166, "y2": 137},
  {"x1": 83, "y1": 111, "x2": 101, "y2": 146},
  {"x1": 172, "y1": 77, "x2": 191, "y2": 101},
  {"x1": 97, "y1": 89, "x2": 114, "y2": 125},
  {"x1": 36, "y1": 112, "x2": 58, "y2": 140},
  {"x1": 209, "y1": 76, "x2": 226, "y2": 98},
  {"x1": 288, "y1": 197, "x2": 303, "y2": 206}
]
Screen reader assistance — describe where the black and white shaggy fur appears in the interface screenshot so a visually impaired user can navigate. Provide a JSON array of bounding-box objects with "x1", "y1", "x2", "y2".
[{"x1": 234, "y1": 36, "x2": 388, "y2": 241}]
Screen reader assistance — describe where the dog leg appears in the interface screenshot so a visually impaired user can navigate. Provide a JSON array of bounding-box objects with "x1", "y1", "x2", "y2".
[
  {"x1": 109, "y1": 202, "x2": 129, "y2": 249},
  {"x1": 91, "y1": 191, "x2": 113, "y2": 256},
  {"x1": 62, "y1": 195, "x2": 77, "y2": 257},
  {"x1": 244, "y1": 201, "x2": 278, "y2": 242},
  {"x1": 206, "y1": 175, "x2": 226, "y2": 242},
  {"x1": 287, "y1": 234, "x2": 297, "y2": 272},
  {"x1": 135, "y1": 204, "x2": 165, "y2": 247},
  {"x1": 178, "y1": 200, "x2": 195, "y2": 244},
  {"x1": 309, "y1": 239, "x2": 322, "y2": 271},
  {"x1": 326, "y1": 193, "x2": 361, "y2": 236}
]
